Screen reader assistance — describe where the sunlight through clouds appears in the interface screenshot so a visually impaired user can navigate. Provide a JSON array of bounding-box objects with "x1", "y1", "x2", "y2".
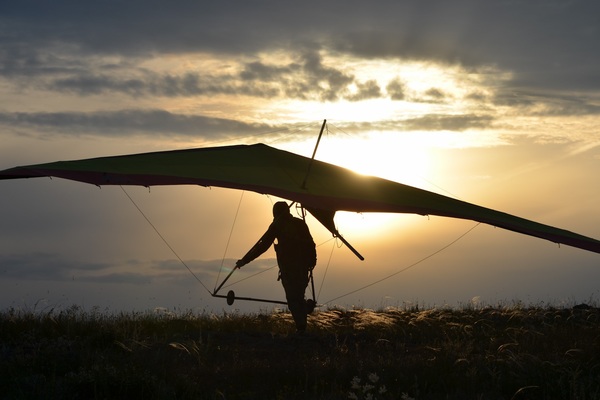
[
  {"x1": 315, "y1": 132, "x2": 432, "y2": 184},
  {"x1": 250, "y1": 55, "x2": 510, "y2": 128}
]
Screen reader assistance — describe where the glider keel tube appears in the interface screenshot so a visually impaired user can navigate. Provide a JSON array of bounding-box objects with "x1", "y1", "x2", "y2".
[{"x1": 306, "y1": 207, "x2": 365, "y2": 260}]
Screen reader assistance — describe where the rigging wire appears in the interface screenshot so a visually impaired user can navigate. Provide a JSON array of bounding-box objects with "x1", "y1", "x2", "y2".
[
  {"x1": 317, "y1": 237, "x2": 338, "y2": 301},
  {"x1": 219, "y1": 264, "x2": 279, "y2": 291},
  {"x1": 322, "y1": 222, "x2": 481, "y2": 306},
  {"x1": 119, "y1": 185, "x2": 213, "y2": 295},
  {"x1": 215, "y1": 190, "x2": 245, "y2": 291},
  {"x1": 325, "y1": 122, "x2": 354, "y2": 138}
]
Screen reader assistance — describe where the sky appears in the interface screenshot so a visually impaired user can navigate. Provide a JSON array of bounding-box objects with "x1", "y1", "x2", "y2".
[{"x1": 1, "y1": 0, "x2": 600, "y2": 314}]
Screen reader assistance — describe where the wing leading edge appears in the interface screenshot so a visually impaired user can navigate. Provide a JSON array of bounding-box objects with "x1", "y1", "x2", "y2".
[{"x1": 2, "y1": 143, "x2": 600, "y2": 254}]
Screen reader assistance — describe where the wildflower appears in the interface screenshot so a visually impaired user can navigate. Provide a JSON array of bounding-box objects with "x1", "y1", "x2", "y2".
[
  {"x1": 362, "y1": 383, "x2": 375, "y2": 393},
  {"x1": 349, "y1": 372, "x2": 387, "y2": 400}
]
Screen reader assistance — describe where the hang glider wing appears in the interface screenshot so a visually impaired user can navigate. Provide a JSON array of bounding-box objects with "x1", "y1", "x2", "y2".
[{"x1": 2, "y1": 143, "x2": 600, "y2": 255}]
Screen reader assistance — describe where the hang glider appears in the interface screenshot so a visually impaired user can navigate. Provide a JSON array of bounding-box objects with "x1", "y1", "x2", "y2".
[{"x1": 2, "y1": 142, "x2": 600, "y2": 257}]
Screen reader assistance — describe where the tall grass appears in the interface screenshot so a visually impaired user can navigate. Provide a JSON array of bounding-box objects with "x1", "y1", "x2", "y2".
[{"x1": 1, "y1": 303, "x2": 599, "y2": 399}]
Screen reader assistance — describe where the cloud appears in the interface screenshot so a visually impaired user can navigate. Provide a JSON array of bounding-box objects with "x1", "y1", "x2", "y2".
[
  {"x1": 1, "y1": 47, "x2": 377, "y2": 104},
  {"x1": 0, "y1": 252, "x2": 258, "y2": 287},
  {"x1": 327, "y1": 2, "x2": 600, "y2": 91},
  {"x1": 0, "y1": 109, "x2": 500, "y2": 140},
  {"x1": 0, "y1": 1, "x2": 598, "y2": 146},
  {"x1": 410, "y1": 88, "x2": 451, "y2": 104},
  {"x1": 48, "y1": 70, "x2": 261, "y2": 98},
  {"x1": 492, "y1": 89, "x2": 600, "y2": 117},
  {"x1": 402, "y1": 114, "x2": 494, "y2": 131},
  {"x1": 79, "y1": 272, "x2": 153, "y2": 285},
  {"x1": 0, "y1": 110, "x2": 276, "y2": 138},
  {"x1": 3, "y1": 1, "x2": 597, "y2": 98},
  {"x1": 347, "y1": 80, "x2": 382, "y2": 102},
  {"x1": 386, "y1": 79, "x2": 407, "y2": 101},
  {"x1": 0, "y1": 253, "x2": 110, "y2": 281},
  {"x1": 43, "y1": 51, "x2": 360, "y2": 102}
]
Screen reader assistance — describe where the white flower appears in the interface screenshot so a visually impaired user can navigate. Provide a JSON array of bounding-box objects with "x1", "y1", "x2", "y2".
[
  {"x1": 350, "y1": 376, "x2": 361, "y2": 390},
  {"x1": 362, "y1": 383, "x2": 374, "y2": 393},
  {"x1": 368, "y1": 372, "x2": 380, "y2": 383}
]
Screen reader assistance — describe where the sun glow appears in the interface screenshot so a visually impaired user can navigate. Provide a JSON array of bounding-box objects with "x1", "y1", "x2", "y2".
[
  {"x1": 259, "y1": 55, "x2": 502, "y2": 125},
  {"x1": 316, "y1": 132, "x2": 432, "y2": 185},
  {"x1": 301, "y1": 132, "x2": 435, "y2": 237}
]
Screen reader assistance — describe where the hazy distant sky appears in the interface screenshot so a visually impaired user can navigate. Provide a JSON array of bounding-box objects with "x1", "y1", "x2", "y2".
[{"x1": 1, "y1": 0, "x2": 599, "y2": 313}]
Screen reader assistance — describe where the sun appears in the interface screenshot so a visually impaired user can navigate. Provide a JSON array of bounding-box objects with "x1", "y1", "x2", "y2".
[
  {"x1": 294, "y1": 131, "x2": 434, "y2": 238},
  {"x1": 316, "y1": 131, "x2": 432, "y2": 186}
]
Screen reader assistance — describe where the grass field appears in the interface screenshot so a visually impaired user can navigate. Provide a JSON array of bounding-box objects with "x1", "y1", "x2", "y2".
[{"x1": 1, "y1": 303, "x2": 599, "y2": 399}]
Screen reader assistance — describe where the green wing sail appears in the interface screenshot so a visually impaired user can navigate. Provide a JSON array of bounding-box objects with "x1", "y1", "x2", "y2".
[{"x1": 2, "y1": 143, "x2": 600, "y2": 254}]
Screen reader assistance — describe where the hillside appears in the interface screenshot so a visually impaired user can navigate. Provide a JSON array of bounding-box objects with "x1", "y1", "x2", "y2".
[{"x1": 1, "y1": 304, "x2": 599, "y2": 399}]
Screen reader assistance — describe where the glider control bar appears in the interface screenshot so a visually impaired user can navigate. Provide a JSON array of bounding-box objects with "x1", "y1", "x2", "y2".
[
  {"x1": 212, "y1": 266, "x2": 289, "y2": 305},
  {"x1": 212, "y1": 265, "x2": 318, "y2": 307},
  {"x1": 333, "y1": 233, "x2": 364, "y2": 261},
  {"x1": 213, "y1": 266, "x2": 238, "y2": 295},
  {"x1": 212, "y1": 291, "x2": 288, "y2": 306}
]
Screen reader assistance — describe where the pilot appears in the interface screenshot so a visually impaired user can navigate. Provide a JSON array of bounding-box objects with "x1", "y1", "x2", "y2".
[{"x1": 236, "y1": 201, "x2": 316, "y2": 333}]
